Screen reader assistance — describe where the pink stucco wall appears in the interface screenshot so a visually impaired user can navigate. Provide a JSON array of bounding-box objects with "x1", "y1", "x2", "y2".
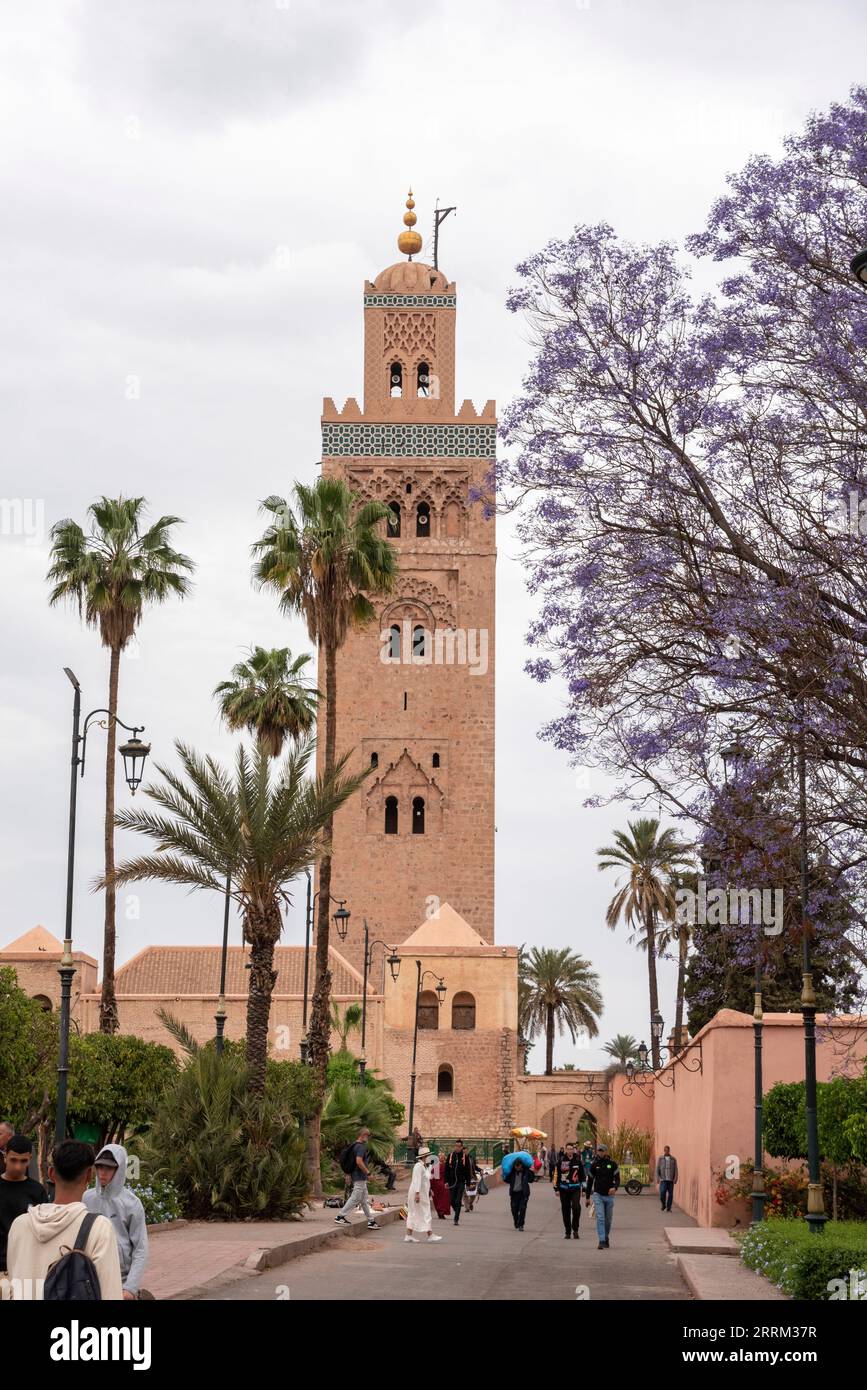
[{"x1": 654, "y1": 1010, "x2": 867, "y2": 1227}]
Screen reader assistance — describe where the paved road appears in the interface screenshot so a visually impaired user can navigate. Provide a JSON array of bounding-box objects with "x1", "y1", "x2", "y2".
[{"x1": 201, "y1": 1185, "x2": 695, "y2": 1302}]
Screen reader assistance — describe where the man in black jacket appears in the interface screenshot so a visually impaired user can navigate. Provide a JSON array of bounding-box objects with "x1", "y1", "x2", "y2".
[
  {"x1": 507, "y1": 1158, "x2": 534, "y2": 1230},
  {"x1": 552, "y1": 1142, "x2": 583, "y2": 1239},
  {"x1": 444, "y1": 1140, "x2": 473, "y2": 1226},
  {"x1": 585, "y1": 1144, "x2": 620, "y2": 1249}
]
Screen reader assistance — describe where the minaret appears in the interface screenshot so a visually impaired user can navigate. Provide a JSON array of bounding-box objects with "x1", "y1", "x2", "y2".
[{"x1": 318, "y1": 192, "x2": 496, "y2": 973}]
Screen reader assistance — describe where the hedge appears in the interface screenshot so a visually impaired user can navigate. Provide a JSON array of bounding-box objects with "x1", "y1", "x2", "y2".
[{"x1": 740, "y1": 1218, "x2": 867, "y2": 1300}]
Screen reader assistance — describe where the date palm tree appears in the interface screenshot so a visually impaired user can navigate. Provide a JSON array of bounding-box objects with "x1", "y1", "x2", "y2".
[
  {"x1": 214, "y1": 646, "x2": 319, "y2": 758},
  {"x1": 329, "y1": 1001, "x2": 363, "y2": 1053},
  {"x1": 107, "y1": 737, "x2": 364, "y2": 1094},
  {"x1": 628, "y1": 868, "x2": 698, "y2": 1053},
  {"x1": 602, "y1": 1033, "x2": 640, "y2": 1067},
  {"x1": 597, "y1": 819, "x2": 692, "y2": 1067},
  {"x1": 252, "y1": 477, "x2": 397, "y2": 1191},
  {"x1": 47, "y1": 496, "x2": 194, "y2": 1033},
  {"x1": 518, "y1": 946, "x2": 602, "y2": 1075}
]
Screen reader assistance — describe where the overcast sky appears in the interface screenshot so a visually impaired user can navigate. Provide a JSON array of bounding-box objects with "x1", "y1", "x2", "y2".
[{"x1": 1, "y1": 0, "x2": 864, "y2": 1071}]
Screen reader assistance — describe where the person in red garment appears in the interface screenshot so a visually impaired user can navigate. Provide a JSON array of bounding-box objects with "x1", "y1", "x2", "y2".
[{"x1": 429, "y1": 1150, "x2": 451, "y2": 1220}]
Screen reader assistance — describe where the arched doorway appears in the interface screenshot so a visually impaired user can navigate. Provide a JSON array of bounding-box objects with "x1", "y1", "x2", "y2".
[{"x1": 539, "y1": 1103, "x2": 599, "y2": 1153}]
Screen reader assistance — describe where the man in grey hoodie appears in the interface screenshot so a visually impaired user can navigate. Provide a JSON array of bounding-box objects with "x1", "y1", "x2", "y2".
[{"x1": 83, "y1": 1144, "x2": 149, "y2": 1300}]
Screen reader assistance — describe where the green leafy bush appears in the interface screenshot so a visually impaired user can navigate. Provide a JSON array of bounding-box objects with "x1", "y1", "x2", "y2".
[
  {"x1": 136, "y1": 1043, "x2": 308, "y2": 1220},
  {"x1": 66, "y1": 1032, "x2": 178, "y2": 1147},
  {"x1": 740, "y1": 1218, "x2": 867, "y2": 1299},
  {"x1": 129, "y1": 1178, "x2": 183, "y2": 1226},
  {"x1": 0, "y1": 967, "x2": 58, "y2": 1127}
]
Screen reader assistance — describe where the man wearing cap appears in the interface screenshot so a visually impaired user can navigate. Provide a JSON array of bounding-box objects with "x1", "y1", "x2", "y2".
[
  {"x1": 83, "y1": 1144, "x2": 149, "y2": 1299},
  {"x1": 585, "y1": 1143, "x2": 620, "y2": 1249}
]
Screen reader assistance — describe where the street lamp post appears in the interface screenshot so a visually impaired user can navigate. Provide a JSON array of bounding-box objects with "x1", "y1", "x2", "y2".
[
  {"x1": 214, "y1": 872, "x2": 231, "y2": 1055},
  {"x1": 357, "y1": 919, "x2": 400, "y2": 1081},
  {"x1": 407, "y1": 962, "x2": 446, "y2": 1141},
  {"x1": 56, "y1": 669, "x2": 149, "y2": 1145},
  {"x1": 797, "y1": 716, "x2": 826, "y2": 1234},
  {"x1": 299, "y1": 886, "x2": 350, "y2": 1061},
  {"x1": 721, "y1": 733, "x2": 767, "y2": 1226}
]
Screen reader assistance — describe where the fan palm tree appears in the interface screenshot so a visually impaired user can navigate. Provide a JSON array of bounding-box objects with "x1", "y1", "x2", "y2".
[
  {"x1": 597, "y1": 819, "x2": 692, "y2": 1067},
  {"x1": 330, "y1": 1001, "x2": 362, "y2": 1052},
  {"x1": 518, "y1": 946, "x2": 603, "y2": 1075},
  {"x1": 47, "y1": 497, "x2": 194, "y2": 1033},
  {"x1": 214, "y1": 646, "x2": 319, "y2": 757},
  {"x1": 602, "y1": 1033, "x2": 640, "y2": 1067},
  {"x1": 252, "y1": 477, "x2": 396, "y2": 1191},
  {"x1": 106, "y1": 736, "x2": 364, "y2": 1094}
]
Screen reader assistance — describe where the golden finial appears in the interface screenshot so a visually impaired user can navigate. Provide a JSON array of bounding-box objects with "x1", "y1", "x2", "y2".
[{"x1": 397, "y1": 187, "x2": 423, "y2": 259}]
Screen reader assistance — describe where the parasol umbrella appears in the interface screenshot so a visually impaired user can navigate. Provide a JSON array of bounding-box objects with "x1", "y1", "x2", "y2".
[
  {"x1": 511, "y1": 1127, "x2": 548, "y2": 1140},
  {"x1": 501, "y1": 1150, "x2": 534, "y2": 1176}
]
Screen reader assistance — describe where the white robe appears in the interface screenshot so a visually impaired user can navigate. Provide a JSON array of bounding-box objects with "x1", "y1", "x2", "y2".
[{"x1": 406, "y1": 1159, "x2": 432, "y2": 1233}]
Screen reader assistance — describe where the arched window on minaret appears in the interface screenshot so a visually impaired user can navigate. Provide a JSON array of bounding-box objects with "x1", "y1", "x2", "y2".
[
  {"x1": 412, "y1": 624, "x2": 427, "y2": 660},
  {"x1": 385, "y1": 796, "x2": 399, "y2": 834},
  {"x1": 370, "y1": 752, "x2": 378, "y2": 769},
  {"x1": 386, "y1": 501, "x2": 401, "y2": 537},
  {"x1": 412, "y1": 796, "x2": 425, "y2": 834},
  {"x1": 416, "y1": 501, "x2": 431, "y2": 538},
  {"x1": 417, "y1": 362, "x2": 431, "y2": 397},
  {"x1": 432, "y1": 751, "x2": 440, "y2": 768},
  {"x1": 387, "y1": 624, "x2": 401, "y2": 661},
  {"x1": 389, "y1": 362, "x2": 403, "y2": 397}
]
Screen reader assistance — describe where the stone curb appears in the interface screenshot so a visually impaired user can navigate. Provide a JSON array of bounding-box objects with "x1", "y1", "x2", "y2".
[
  {"x1": 676, "y1": 1252, "x2": 789, "y2": 1301},
  {"x1": 664, "y1": 1227, "x2": 740, "y2": 1257}
]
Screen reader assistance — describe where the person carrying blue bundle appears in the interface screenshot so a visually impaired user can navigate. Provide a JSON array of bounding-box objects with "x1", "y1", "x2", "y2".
[{"x1": 505, "y1": 1157, "x2": 535, "y2": 1230}]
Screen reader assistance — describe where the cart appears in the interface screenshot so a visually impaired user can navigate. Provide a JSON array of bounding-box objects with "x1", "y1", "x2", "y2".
[{"x1": 620, "y1": 1162, "x2": 650, "y2": 1195}]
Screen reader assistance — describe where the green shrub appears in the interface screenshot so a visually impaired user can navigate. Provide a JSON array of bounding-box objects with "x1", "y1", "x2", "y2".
[
  {"x1": 741, "y1": 1218, "x2": 867, "y2": 1299},
  {"x1": 129, "y1": 1178, "x2": 183, "y2": 1226},
  {"x1": 321, "y1": 1079, "x2": 398, "y2": 1167},
  {"x1": 67, "y1": 1032, "x2": 178, "y2": 1148},
  {"x1": 137, "y1": 1044, "x2": 308, "y2": 1220}
]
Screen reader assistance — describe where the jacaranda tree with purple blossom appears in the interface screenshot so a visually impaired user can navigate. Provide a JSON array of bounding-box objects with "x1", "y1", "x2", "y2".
[{"x1": 500, "y1": 87, "x2": 867, "y2": 991}]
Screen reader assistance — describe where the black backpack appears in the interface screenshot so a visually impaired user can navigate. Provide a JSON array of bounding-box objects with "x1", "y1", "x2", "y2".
[
  {"x1": 338, "y1": 1143, "x2": 358, "y2": 1175},
  {"x1": 44, "y1": 1212, "x2": 102, "y2": 1301}
]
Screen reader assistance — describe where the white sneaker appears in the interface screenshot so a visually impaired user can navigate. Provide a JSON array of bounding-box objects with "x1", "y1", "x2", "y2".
[
  {"x1": 427, "y1": 1234, "x2": 443, "y2": 1242},
  {"x1": 404, "y1": 1234, "x2": 419, "y2": 1242}
]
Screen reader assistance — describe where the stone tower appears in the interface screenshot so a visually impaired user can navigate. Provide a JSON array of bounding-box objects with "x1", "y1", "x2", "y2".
[{"x1": 317, "y1": 192, "x2": 496, "y2": 973}]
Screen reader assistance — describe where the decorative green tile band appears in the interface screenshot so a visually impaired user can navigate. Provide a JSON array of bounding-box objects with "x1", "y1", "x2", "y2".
[
  {"x1": 364, "y1": 294, "x2": 457, "y2": 308},
  {"x1": 322, "y1": 422, "x2": 496, "y2": 458}
]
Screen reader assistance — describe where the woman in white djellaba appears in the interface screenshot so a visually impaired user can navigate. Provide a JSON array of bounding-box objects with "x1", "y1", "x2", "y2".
[{"x1": 405, "y1": 1146, "x2": 443, "y2": 1243}]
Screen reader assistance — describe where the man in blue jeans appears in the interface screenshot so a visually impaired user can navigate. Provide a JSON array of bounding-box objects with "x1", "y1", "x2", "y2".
[
  {"x1": 655, "y1": 1146, "x2": 678, "y2": 1212},
  {"x1": 585, "y1": 1144, "x2": 620, "y2": 1249}
]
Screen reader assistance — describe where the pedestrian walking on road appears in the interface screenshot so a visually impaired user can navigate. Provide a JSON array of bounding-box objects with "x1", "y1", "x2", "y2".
[
  {"x1": 579, "y1": 1139, "x2": 595, "y2": 1182},
  {"x1": 405, "y1": 1147, "x2": 442, "y2": 1243},
  {"x1": 430, "y1": 1151, "x2": 451, "y2": 1220},
  {"x1": 335, "y1": 1127, "x2": 380, "y2": 1230},
  {"x1": 655, "y1": 1146, "x2": 679, "y2": 1213},
  {"x1": 585, "y1": 1143, "x2": 619, "y2": 1249},
  {"x1": 506, "y1": 1158, "x2": 535, "y2": 1230},
  {"x1": 445, "y1": 1139, "x2": 473, "y2": 1226},
  {"x1": 552, "y1": 1141, "x2": 582, "y2": 1239}
]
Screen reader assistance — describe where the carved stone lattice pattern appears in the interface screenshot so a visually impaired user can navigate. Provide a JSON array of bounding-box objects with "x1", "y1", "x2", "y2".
[
  {"x1": 379, "y1": 577, "x2": 456, "y2": 628},
  {"x1": 344, "y1": 466, "x2": 469, "y2": 507},
  {"x1": 322, "y1": 422, "x2": 496, "y2": 458},
  {"x1": 384, "y1": 312, "x2": 436, "y2": 358}
]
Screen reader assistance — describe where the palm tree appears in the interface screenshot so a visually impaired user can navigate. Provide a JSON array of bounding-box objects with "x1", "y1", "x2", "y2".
[
  {"x1": 330, "y1": 1001, "x2": 362, "y2": 1052},
  {"x1": 47, "y1": 497, "x2": 193, "y2": 1033},
  {"x1": 252, "y1": 477, "x2": 396, "y2": 1189},
  {"x1": 638, "y1": 868, "x2": 698, "y2": 1052},
  {"x1": 603, "y1": 1033, "x2": 640, "y2": 1067},
  {"x1": 597, "y1": 819, "x2": 692, "y2": 1067},
  {"x1": 214, "y1": 646, "x2": 319, "y2": 757},
  {"x1": 106, "y1": 736, "x2": 364, "y2": 1094},
  {"x1": 518, "y1": 946, "x2": 603, "y2": 1075}
]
